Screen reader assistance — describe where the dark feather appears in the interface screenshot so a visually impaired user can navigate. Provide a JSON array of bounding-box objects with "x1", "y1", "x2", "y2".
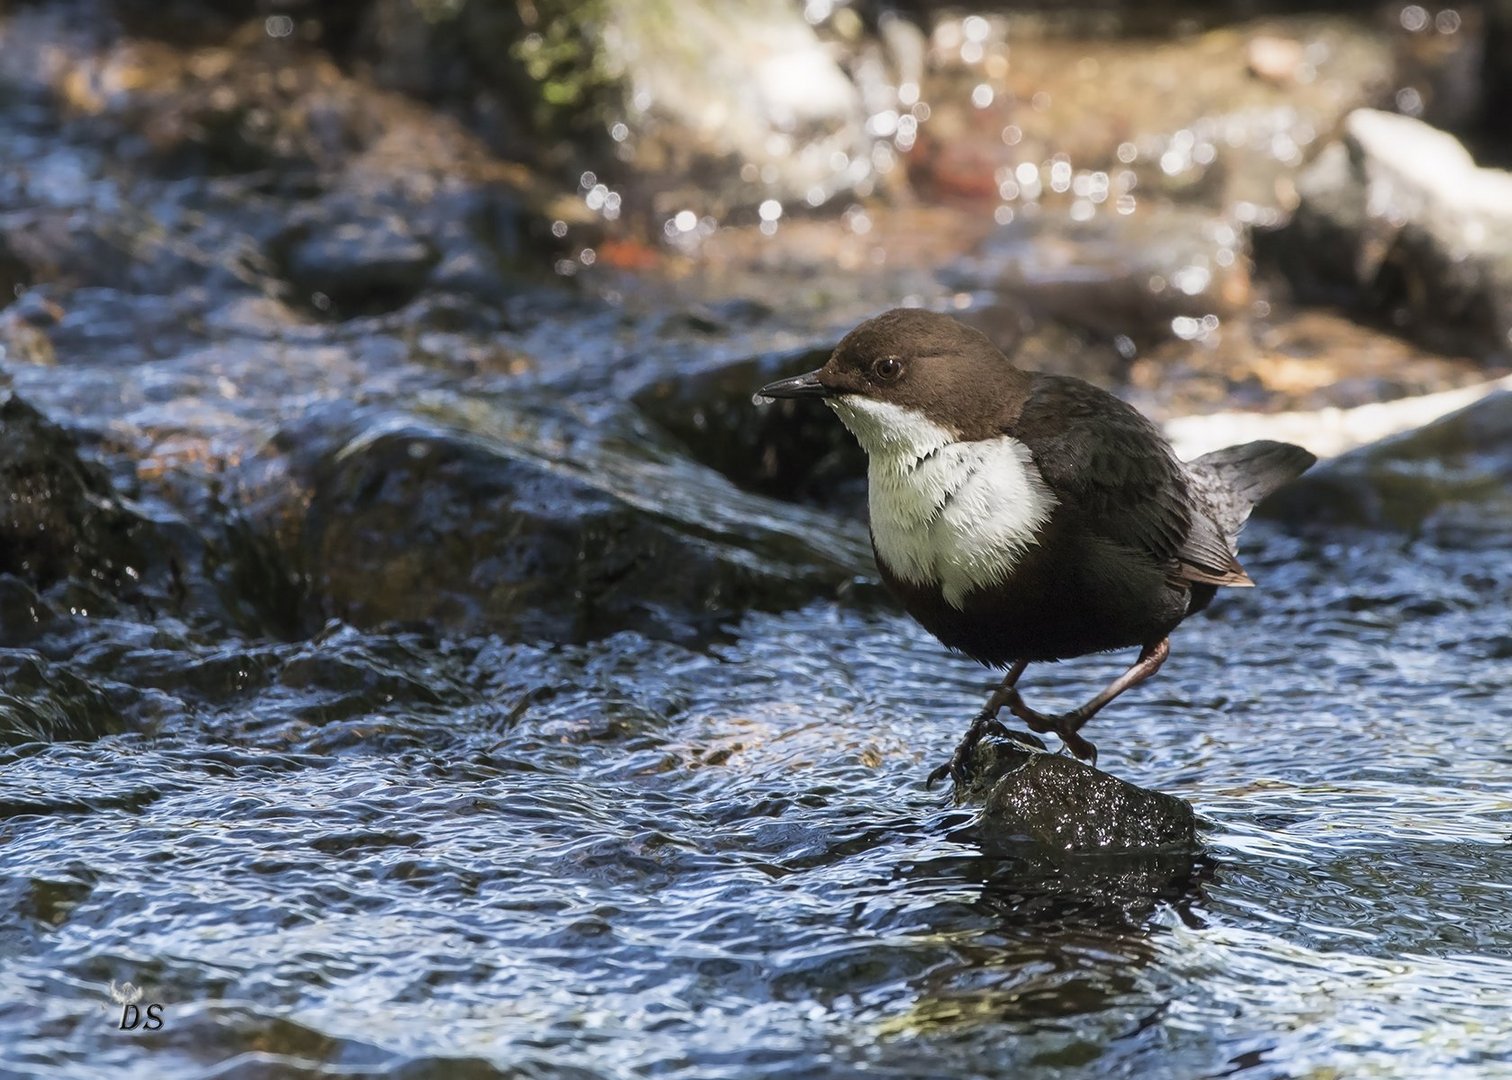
[
  {"x1": 1011, "y1": 375, "x2": 1249, "y2": 585},
  {"x1": 1185, "y1": 440, "x2": 1318, "y2": 540}
]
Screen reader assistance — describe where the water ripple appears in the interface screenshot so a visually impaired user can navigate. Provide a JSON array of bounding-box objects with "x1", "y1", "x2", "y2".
[{"x1": 2, "y1": 528, "x2": 1510, "y2": 1077}]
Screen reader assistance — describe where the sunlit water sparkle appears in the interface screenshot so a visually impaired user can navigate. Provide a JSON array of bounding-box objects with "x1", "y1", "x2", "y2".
[{"x1": 2, "y1": 527, "x2": 1510, "y2": 1079}]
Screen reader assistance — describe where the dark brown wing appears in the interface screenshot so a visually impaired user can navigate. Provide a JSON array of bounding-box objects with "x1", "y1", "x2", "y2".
[{"x1": 1011, "y1": 375, "x2": 1250, "y2": 587}]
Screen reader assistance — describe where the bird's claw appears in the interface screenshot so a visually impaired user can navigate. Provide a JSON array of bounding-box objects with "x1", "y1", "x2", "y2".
[
  {"x1": 1059, "y1": 728, "x2": 1098, "y2": 766},
  {"x1": 930, "y1": 687, "x2": 1101, "y2": 792},
  {"x1": 925, "y1": 710, "x2": 1009, "y2": 790}
]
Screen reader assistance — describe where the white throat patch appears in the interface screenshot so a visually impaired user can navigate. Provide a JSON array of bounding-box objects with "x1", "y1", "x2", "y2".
[{"x1": 829, "y1": 396, "x2": 1057, "y2": 609}]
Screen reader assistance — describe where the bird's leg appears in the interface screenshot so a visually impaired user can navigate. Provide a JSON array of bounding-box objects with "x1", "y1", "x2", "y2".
[
  {"x1": 926, "y1": 660, "x2": 1031, "y2": 789},
  {"x1": 1002, "y1": 639, "x2": 1171, "y2": 766},
  {"x1": 981, "y1": 658, "x2": 1032, "y2": 717},
  {"x1": 1002, "y1": 691, "x2": 1096, "y2": 764}
]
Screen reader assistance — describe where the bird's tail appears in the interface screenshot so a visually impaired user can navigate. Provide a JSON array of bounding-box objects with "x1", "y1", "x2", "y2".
[{"x1": 1185, "y1": 440, "x2": 1317, "y2": 539}]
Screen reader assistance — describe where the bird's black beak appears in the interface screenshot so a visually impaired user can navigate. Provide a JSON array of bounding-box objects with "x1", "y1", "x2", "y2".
[{"x1": 754, "y1": 369, "x2": 833, "y2": 401}]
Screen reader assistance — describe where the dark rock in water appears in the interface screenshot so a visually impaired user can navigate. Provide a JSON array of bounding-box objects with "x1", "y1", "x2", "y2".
[
  {"x1": 1262, "y1": 389, "x2": 1512, "y2": 546},
  {"x1": 267, "y1": 186, "x2": 550, "y2": 318},
  {"x1": 954, "y1": 302, "x2": 1128, "y2": 390},
  {"x1": 0, "y1": 393, "x2": 306, "y2": 637},
  {"x1": 274, "y1": 209, "x2": 438, "y2": 317},
  {"x1": 1489, "y1": 3, "x2": 1512, "y2": 142},
  {"x1": 955, "y1": 736, "x2": 1197, "y2": 854},
  {"x1": 633, "y1": 343, "x2": 868, "y2": 514},
  {"x1": 0, "y1": 576, "x2": 57, "y2": 649},
  {"x1": 0, "y1": 393, "x2": 157, "y2": 597},
  {"x1": 0, "y1": 653, "x2": 125, "y2": 746},
  {"x1": 249, "y1": 406, "x2": 875, "y2": 645},
  {"x1": 0, "y1": 231, "x2": 32, "y2": 299},
  {"x1": 1257, "y1": 109, "x2": 1512, "y2": 356}
]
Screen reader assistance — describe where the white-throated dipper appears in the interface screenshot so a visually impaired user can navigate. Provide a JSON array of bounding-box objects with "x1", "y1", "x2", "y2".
[{"x1": 755, "y1": 308, "x2": 1315, "y2": 784}]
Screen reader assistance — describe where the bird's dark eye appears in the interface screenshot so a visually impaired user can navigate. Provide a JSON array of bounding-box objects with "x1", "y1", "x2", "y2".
[{"x1": 873, "y1": 357, "x2": 903, "y2": 382}]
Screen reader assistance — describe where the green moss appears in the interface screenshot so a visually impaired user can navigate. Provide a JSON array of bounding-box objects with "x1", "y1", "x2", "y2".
[
  {"x1": 369, "y1": 0, "x2": 622, "y2": 157},
  {"x1": 508, "y1": 0, "x2": 617, "y2": 136}
]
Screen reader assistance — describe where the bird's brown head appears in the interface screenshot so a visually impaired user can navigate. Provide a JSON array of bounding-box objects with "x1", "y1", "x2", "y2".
[{"x1": 755, "y1": 308, "x2": 1029, "y2": 447}]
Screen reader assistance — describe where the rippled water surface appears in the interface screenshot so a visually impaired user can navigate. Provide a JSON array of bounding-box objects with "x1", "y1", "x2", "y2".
[{"x1": 3, "y1": 524, "x2": 1510, "y2": 1078}]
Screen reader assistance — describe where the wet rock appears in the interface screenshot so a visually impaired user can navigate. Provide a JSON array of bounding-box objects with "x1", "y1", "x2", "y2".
[
  {"x1": 1257, "y1": 109, "x2": 1512, "y2": 356},
  {"x1": 632, "y1": 342, "x2": 867, "y2": 513},
  {"x1": 0, "y1": 231, "x2": 31, "y2": 298},
  {"x1": 0, "y1": 4, "x2": 578, "y2": 304},
  {"x1": 0, "y1": 297, "x2": 59, "y2": 368},
  {"x1": 1133, "y1": 306, "x2": 1506, "y2": 426},
  {"x1": 26, "y1": 29, "x2": 354, "y2": 179},
  {"x1": 248, "y1": 405, "x2": 874, "y2": 645},
  {"x1": 0, "y1": 391, "x2": 301, "y2": 635},
  {"x1": 21, "y1": 284, "x2": 220, "y2": 367},
  {"x1": 273, "y1": 209, "x2": 437, "y2": 316},
  {"x1": 955, "y1": 302, "x2": 1128, "y2": 388},
  {"x1": 1261, "y1": 389, "x2": 1512, "y2": 546},
  {"x1": 0, "y1": 577, "x2": 54, "y2": 650},
  {"x1": 0, "y1": 393, "x2": 158, "y2": 596},
  {"x1": 955, "y1": 737, "x2": 1197, "y2": 854},
  {"x1": 1489, "y1": 1, "x2": 1512, "y2": 137}
]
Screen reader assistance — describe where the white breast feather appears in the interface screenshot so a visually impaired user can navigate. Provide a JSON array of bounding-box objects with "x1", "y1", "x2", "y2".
[{"x1": 830, "y1": 396, "x2": 1058, "y2": 609}]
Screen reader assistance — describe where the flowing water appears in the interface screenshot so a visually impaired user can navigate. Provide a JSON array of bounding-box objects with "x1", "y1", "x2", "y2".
[{"x1": 2, "y1": 517, "x2": 1510, "y2": 1078}]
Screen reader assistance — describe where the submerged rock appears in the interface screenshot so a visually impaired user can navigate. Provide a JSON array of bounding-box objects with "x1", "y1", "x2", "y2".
[
  {"x1": 0, "y1": 654, "x2": 126, "y2": 746},
  {"x1": 1261, "y1": 389, "x2": 1512, "y2": 546},
  {"x1": 955, "y1": 736, "x2": 1197, "y2": 854},
  {"x1": 1258, "y1": 109, "x2": 1512, "y2": 356}
]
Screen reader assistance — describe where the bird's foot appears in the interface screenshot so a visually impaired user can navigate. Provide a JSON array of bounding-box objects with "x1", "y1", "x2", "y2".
[
  {"x1": 926, "y1": 709, "x2": 1010, "y2": 790},
  {"x1": 1002, "y1": 690, "x2": 1099, "y2": 767},
  {"x1": 1056, "y1": 726, "x2": 1098, "y2": 767}
]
